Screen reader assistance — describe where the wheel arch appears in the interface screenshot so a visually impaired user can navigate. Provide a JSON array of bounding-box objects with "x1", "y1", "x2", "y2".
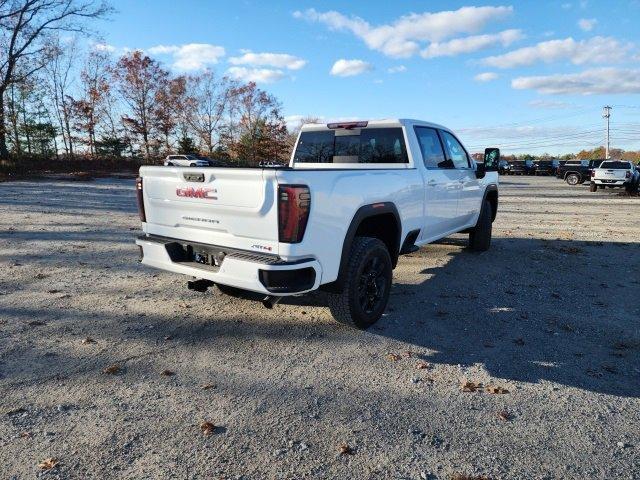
[
  {"x1": 482, "y1": 184, "x2": 499, "y2": 222},
  {"x1": 321, "y1": 202, "x2": 401, "y2": 293}
]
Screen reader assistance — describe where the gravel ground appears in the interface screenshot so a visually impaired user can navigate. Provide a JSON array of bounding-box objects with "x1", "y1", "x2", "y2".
[{"x1": 0, "y1": 175, "x2": 639, "y2": 480}]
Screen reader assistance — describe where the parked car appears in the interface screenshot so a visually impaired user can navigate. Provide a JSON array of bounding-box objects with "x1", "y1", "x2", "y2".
[
  {"x1": 136, "y1": 119, "x2": 500, "y2": 328},
  {"x1": 164, "y1": 154, "x2": 210, "y2": 167},
  {"x1": 534, "y1": 159, "x2": 560, "y2": 176},
  {"x1": 498, "y1": 159, "x2": 511, "y2": 175},
  {"x1": 589, "y1": 160, "x2": 640, "y2": 192},
  {"x1": 511, "y1": 159, "x2": 536, "y2": 175},
  {"x1": 556, "y1": 160, "x2": 592, "y2": 185}
]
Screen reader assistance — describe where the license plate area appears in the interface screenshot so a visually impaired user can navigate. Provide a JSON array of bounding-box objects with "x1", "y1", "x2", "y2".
[{"x1": 164, "y1": 242, "x2": 225, "y2": 271}]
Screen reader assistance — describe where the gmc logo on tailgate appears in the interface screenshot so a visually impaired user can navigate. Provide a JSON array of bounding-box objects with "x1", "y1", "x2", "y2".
[{"x1": 176, "y1": 187, "x2": 218, "y2": 199}]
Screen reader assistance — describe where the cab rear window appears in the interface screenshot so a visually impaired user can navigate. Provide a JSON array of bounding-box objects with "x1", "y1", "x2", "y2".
[
  {"x1": 294, "y1": 128, "x2": 408, "y2": 164},
  {"x1": 600, "y1": 161, "x2": 631, "y2": 169}
]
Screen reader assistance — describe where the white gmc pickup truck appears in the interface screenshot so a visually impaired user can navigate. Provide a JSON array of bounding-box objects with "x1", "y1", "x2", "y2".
[{"x1": 136, "y1": 119, "x2": 499, "y2": 328}]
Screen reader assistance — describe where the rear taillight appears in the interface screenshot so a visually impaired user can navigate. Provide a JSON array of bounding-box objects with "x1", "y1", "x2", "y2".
[
  {"x1": 136, "y1": 177, "x2": 146, "y2": 222},
  {"x1": 626, "y1": 171, "x2": 631, "y2": 178},
  {"x1": 278, "y1": 185, "x2": 310, "y2": 243}
]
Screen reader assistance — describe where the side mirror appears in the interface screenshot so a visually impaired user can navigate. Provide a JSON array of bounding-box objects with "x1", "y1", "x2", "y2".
[
  {"x1": 484, "y1": 148, "x2": 500, "y2": 171},
  {"x1": 475, "y1": 162, "x2": 486, "y2": 179}
]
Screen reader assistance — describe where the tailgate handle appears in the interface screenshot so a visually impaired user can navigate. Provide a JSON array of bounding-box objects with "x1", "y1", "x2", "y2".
[{"x1": 183, "y1": 173, "x2": 204, "y2": 182}]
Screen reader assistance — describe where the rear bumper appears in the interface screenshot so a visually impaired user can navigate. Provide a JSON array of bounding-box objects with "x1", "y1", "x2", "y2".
[
  {"x1": 136, "y1": 235, "x2": 321, "y2": 296},
  {"x1": 593, "y1": 179, "x2": 626, "y2": 186}
]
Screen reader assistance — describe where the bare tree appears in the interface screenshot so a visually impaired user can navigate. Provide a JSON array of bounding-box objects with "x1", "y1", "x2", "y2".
[
  {"x1": 153, "y1": 76, "x2": 185, "y2": 153},
  {"x1": 184, "y1": 71, "x2": 233, "y2": 155},
  {"x1": 44, "y1": 35, "x2": 76, "y2": 155},
  {"x1": 69, "y1": 48, "x2": 112, "y2": 155},
  {"x1": 112, "y1": 50, "x2": 168, "y2": 158},
  {"x1": 0, "y1": 0, "x2": 112, "y2": 159}
]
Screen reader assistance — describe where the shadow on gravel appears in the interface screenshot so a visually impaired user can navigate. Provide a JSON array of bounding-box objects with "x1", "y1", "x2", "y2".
[
  {"x1": 0, "y1": 178, "x2": 137, "y2": 214},
  {"x1": 371, "y1": 237, "x2": 640, "y2": 398}
]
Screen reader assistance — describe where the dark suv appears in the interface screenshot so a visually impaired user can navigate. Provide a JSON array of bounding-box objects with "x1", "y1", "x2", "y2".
[
  {"x1": 511, "y1": 159, "x2": 536, "y2": 175},
  {"x1": 534, "y1": 159, "x2": 560, "y2": 176}
]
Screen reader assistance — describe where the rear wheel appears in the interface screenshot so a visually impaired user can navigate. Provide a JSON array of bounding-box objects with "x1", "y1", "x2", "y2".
[
  {"x1": 589, "y1": 182, "x2": 597, "y2": 192},
  {"x1": 469, "y1": 199, "x2": 492, "y2": 252},
  {"x1": 190, "y1": 163, "x2": 196, "y2": 167},
  {"x1": 566, "y1": 173, "x2": 580, "y2": 185},
  {"x1": 327, "y1": 237, "x2": 392, "y2": 329}
]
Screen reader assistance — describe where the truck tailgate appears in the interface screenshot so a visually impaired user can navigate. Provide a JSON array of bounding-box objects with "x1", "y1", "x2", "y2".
[
  {"x1": 140, "y1": 166, "x2": 279, "y2": 254},
  {"x1": 596, "y1": 168, "x2": 627, "y2": 180}
]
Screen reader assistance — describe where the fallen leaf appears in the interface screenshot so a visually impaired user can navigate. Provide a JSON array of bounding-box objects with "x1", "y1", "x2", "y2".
[
  {"x1": 201, "y1": 384, "x2": 215, "y2": 390},
  {"x1": 402, "y1": 351, "x2": 413, "y2": 358},
  {"x1": 200, "y1": 421, "x2": 215, "y2": 436},
  {"x1": 497, "y1": 410, "x2": 513, "y2": 421},
  {"x1": 34, "y1": 273, "x2": 48, "y2": 280},
  {"x1": 451, "y1": 475, "x2": 492, "y2": 480},
  {"x1": 160, "y1": 369, "x2": 175, "y2": 376},
  {"x1": 415, "y1": 361, "x2": 430, "y2": 370},
  {"x1": 461, "y1": 381, "x2": 482, "y2": 393},
  {"x1": 485, "y1": 385, "x2": 509, "y2": 394},
  {"x1": 338, "y1": 443, "x2": 354, "y2": 455},
  {"x1": 81, "y1": 337, "x2": 96, "y2": 344},
  {"x1": 102, "y1": 364, "x2": 121, "y2": 375},
  {"x1": 38, "y1": 458, "x2": 58, "y2": 470},
  {"x1": 5, "y1": 406, "x2": 26, "y2": 415},
  {"x1": 20, "y1": 431, "x2": 31, "y2": 438},
  {"x1": 47, "y1": 289, "x2": 61, "y2": 294},
  {"x1": 386, "y1": 353, "x2": 401, "y2": 362}
]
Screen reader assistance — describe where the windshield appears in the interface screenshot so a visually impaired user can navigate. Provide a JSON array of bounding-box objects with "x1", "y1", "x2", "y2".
[
  {"x1": 601, "y1": 161, "x2": 631, "y2": 169},
  {"x1": 294, "y1": 128, "x2": 408, "y2": 164}
]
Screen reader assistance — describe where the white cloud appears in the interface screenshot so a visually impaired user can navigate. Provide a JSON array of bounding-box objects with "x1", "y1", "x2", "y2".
[
  {"x1": 387, "y1": 65, "x2": 407, "y2": 73},
  {"x1": 148, "y1": 43, "x2": 225, "y2": 70},
  {"x1": 294, "y1": 6, "x2": 514, "y2": 58},
  {"x1": 512, "y1": 68, "x2": 640, "y2": 95},
  {"x1": 229, "y1": 52, "x2": 306, "y2": 70},
  {"x1": 474, "y1": 72, "x2": 499, "y2": 82},
  {"x1": 226, "y1": 66, "x2": 285, "y2": 83},
  {"x1": 578, "y1": 18, "x2": 597, "y2": 31},
  {"x1": 481, "y1": 36, "x2": 632, "y2": 68},
  {"x1": 93, "y1": 42, "x2": 115, "y2": 53},
  {"x1": 421, "y1": 29, "x2": 523, "y2": 59},
  {"x1": 330, "y1": 59, "x2": 373, "y2": 77},
  {"x1": 528, "y1": 99, "x2": 574, "y2": 109}
]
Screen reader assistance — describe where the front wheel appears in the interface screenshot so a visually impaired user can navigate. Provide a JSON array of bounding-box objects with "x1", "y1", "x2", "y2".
[
  {"x1": 566, "y1": 173, "x2": 580, "y2": 185},
  {"x1": 469, "y1": 199, "x2": 492, "y2": 252},
  {"x1": 327, "y1": 237, "x2": 392, "y2": 329}
]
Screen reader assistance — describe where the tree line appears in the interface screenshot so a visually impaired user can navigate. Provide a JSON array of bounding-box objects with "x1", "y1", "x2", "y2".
[{"x1": 0, "y1": 0, "x2": 291, "y2": 166}]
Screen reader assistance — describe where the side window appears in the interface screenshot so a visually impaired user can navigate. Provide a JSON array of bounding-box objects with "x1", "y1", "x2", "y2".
[
  {"x1": 414, "y1": 126, "x2": 450, "y2": 169},
  {"x1": 440, "y1": 130, "x2": 470, "y2": 169}
]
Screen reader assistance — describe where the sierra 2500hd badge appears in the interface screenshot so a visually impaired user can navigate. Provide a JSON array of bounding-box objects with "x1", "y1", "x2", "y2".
[{"x1": 176, "y1": 186, "x2": 218, "y2": 200}]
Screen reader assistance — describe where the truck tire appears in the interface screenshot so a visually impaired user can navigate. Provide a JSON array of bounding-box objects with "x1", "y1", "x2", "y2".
[
  {"x1": 327, "y1": 237, "x2": 392, "y2": 329},
  {"x1": 565, "y1": 173, "x2": 580, "y2": 185},
  {"x1": 589, "y1": 182, "x2": 597, "y2": 192},
  {"x1": 469, "y1": 200, "x2": 492, "y2": 252}
]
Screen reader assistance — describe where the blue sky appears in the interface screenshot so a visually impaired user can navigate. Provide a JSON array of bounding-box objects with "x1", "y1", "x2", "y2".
[{"x1": 97, "y1": 1, "x2": 640, "y2": 154}]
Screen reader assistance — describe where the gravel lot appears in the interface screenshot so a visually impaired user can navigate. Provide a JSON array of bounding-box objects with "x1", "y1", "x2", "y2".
[{"x1": 0, "y1": 175, "x2": 639, "y2": 479}]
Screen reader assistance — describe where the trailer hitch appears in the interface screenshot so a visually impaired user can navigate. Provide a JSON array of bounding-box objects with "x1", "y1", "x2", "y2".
[{"x1": 187, "y1": 279, "x2": 214, "y2": 293}]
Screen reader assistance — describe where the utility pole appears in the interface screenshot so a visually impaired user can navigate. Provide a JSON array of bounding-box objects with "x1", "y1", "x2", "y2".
[{"x1": 602, "y1": 105, "x2": 611, "y2": 159}]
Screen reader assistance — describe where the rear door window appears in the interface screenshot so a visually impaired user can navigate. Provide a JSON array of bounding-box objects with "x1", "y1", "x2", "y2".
[
  {"x1": 294, "y1": 128, "x2": 408, "y2": 164},
  {"x1": 414, "y1": 126, "x2": 449, "y2": 169},
  {"x1": 439, "y1": 130, "x2": 470, "y2": 169}
]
